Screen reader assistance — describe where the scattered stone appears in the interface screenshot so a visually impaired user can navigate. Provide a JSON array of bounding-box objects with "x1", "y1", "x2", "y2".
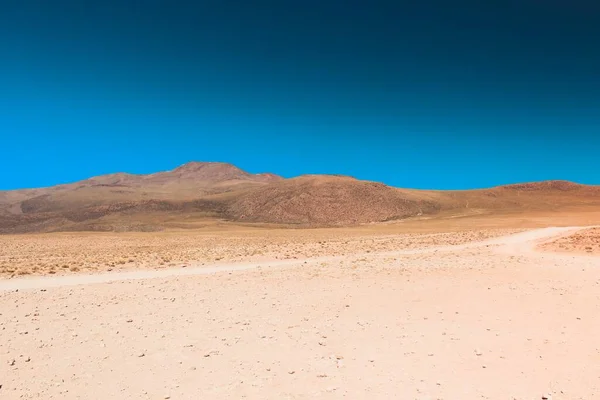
[
  {"x1": 288, "y1": 370, "x2": 295, "y2": 374},
  {"x1": 203, "y1": 350, "x2": 219, "y2": 357}
]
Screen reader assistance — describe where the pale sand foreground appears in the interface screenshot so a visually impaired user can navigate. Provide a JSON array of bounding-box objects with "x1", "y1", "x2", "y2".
[{"x1": 1, "y1": 227, "x2": 600, "y2": 399}]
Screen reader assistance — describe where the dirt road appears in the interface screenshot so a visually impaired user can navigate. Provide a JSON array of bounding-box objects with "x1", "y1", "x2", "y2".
[
  {"x1": 0, "y1": 226, "x2": 586, "y2": 292},
  {"x1": 1, "y1": 226, "x2": 599, "y2": 399}
]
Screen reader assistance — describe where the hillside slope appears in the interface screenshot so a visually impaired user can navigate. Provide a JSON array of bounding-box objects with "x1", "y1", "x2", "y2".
[
  {"x1": 1, "y1": 162, "x2": 599, "y2": 233},
  {"x1": 228, "y1": 175, "x2": 442, "y2": 225},
  {"x1": 0, "y1": 162, "x2": 281, "y2": 232}
]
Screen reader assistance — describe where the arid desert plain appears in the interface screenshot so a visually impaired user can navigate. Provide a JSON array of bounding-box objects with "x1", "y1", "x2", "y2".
[
  {"x1": 2, "y1": 209, "x2": 600, "y2": 400},
  {"x1": 3, "y1": 0, "x2": 600, "y2": 398}
]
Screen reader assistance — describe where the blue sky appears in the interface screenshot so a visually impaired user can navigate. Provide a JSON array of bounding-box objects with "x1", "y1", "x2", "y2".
[{"x1": 1, "y1": 1, "x2": 599, "y2": 190}]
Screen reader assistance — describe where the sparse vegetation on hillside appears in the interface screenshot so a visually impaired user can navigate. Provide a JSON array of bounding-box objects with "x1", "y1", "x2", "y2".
[{"x1": 1, "y1": 163, "x2": 599, "y2": 233}]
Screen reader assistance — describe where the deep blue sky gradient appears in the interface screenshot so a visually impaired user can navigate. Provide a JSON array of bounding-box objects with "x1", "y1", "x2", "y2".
[{"x1": 1, "y1": 1, "x2": 599, "y2": 189}]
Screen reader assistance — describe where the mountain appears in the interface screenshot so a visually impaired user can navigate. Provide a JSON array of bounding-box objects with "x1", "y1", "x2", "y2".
[
  {"x1": 0, "y1": 162, "x2": 282, "y2": 232},
  {"x1": 1, "y1": 162, "x2": 599, "y2": 233},
  {"x1": 228, "y1": 175, "x2": 442, "y2": 225}
]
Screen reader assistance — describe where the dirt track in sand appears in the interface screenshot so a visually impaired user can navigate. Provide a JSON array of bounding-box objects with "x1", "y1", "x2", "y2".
[
  {"x1": 0, "y1": 228, "x2": 522, "y2": 278},
  {"x1": 0, "y1": 226, "x2": 585, "y2": 291},
  {"x1": 1, "y1": 226, "x2": 600, "y2": 399}
]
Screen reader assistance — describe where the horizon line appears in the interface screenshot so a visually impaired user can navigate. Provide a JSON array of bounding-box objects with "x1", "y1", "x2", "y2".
[{"x1": 1, "y1": 160, "x2": 593, "y2": 193}]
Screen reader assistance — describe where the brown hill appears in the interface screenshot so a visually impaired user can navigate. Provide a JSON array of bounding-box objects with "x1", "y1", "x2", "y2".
[
  {"x1": 0, "y1": 163, "x2": 599, "y2": 233},
  {"x1": 0, "y1": 162, "x2": 281, "y2": 233},
  {"x1": 501, "y1": 180, "x2": 589, "y2": 192},
  {"x1": 228, "y1": 175, "x2": 441, "y2": 225},
  {"x1": 229, "y1": 178, "x2": 600, "y2": 226},
  {"x1": 450, "y1": 181, "x2": 600, "y2": 210}
]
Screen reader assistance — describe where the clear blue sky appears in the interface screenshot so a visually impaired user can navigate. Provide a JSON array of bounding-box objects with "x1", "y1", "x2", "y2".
[{"x1": 1, "y1": 1, "x2": 599, "y2": 190}]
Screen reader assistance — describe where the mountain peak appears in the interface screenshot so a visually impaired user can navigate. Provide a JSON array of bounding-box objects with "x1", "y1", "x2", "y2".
[
  {"x1": 168, "y1": 161, "x2": 249, "y2": 180},
  {"x1": 173, "y1": 161, "x2": 240, "y2": 172},
  {"x1": 165, "y1": 161, "x2": 283, "y2": 183}
]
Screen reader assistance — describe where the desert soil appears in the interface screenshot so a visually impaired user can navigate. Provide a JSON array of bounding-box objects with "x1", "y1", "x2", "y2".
[
  {"x1": 0, "y1": 228, "x2": 521, "y2": 278},
  {"x1": 539, "y1": 227, "x2": 600, "y2": 255},
  {"x1": 1, "y1": 226, "x2": 599, "y2": 399}
]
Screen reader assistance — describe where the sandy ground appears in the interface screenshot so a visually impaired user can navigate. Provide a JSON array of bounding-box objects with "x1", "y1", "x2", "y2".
[
  {"x1": 539, "y1": 227, "x2": 600, "y2": 255},
  {"x1": 0, "y1": 228, "x2": 521, "y2": 278},
  {"x1": 1, "y1": 226, "x2": 599, "y2": 399}
]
